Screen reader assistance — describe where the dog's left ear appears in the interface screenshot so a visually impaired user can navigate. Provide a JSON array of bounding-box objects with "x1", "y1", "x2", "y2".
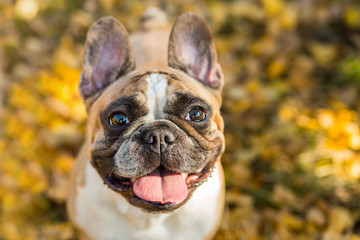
[
  {"x1": 79, "y1": 16, "x2": 135, "y2": 99},
  {"x1": 168, "y1": 13, "x2": 223, "y2": 89}
]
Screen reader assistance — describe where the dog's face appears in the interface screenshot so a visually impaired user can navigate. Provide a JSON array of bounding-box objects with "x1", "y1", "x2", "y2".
[{"x1": 79, "y1": 13, "x2": 224, "y2": 212}]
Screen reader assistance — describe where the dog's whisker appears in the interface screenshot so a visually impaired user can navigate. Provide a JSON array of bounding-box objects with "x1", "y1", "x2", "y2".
[{"x1": 108, "y1": 166, "x2": 117, "y2": 180}]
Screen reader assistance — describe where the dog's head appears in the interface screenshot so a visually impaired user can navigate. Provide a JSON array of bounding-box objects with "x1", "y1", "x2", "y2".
[{"x1": 79, "y1": 13, "x2": 224, "y2": 212}]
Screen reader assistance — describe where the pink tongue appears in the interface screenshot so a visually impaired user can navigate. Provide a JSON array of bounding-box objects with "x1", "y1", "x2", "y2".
[{"x1": 133, "y1": 167, "x2": 188, "y2": 204}]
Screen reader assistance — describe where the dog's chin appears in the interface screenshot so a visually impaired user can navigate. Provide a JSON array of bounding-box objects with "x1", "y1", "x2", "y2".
[{"x1": 102, "y1": 157, "x2": 217, "y2": 213}]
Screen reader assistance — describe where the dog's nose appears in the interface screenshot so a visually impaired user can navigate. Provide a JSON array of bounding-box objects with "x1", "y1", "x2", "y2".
[{"x1": 142, "y1": 129, "x2": 176, "y2": 153}]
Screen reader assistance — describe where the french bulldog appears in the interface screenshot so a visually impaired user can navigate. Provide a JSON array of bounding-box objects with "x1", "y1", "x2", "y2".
[{"x1": 67, "y1": 8, "x2": 225, "y2": 240}]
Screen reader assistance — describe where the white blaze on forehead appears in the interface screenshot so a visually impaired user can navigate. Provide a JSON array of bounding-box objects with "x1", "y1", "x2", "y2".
[{"x1": 145, "y1": 73, "x2": 168, "y2": 119}]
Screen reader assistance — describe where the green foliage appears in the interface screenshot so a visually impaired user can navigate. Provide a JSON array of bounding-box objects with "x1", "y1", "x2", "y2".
[{"x1": 338, "y1": 57, "x2": 360, "y2": 85}]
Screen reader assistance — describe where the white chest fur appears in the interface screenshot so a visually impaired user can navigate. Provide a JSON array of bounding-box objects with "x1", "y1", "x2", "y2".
[{"x1": 74, "y1": 162, "x2": 222, "y2": 240}]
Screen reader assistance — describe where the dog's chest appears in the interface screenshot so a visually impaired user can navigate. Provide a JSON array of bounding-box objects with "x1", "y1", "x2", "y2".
[{"x1": 74, "y1": 163, "x2": 222, "y2": 240}]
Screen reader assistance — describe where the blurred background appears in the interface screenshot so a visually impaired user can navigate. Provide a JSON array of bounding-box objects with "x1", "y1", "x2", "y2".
[{"x1": 1, "y1": 0, "x2": 360, "y2": 239}]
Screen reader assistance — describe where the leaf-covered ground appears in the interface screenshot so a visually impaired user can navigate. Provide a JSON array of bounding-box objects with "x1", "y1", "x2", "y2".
[{"x1": 1, "y1": 0, "x2": 360, "y2": 239}]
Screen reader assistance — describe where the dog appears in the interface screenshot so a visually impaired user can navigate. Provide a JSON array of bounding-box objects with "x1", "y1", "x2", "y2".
[{"x1": 67, "y1": 8, "x2": 225, "y2": 240}]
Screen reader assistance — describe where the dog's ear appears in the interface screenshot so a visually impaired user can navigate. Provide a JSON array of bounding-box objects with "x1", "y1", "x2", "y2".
[
  {"x1": 79, "y1": 16, "x2": 135, "y2": 99},
  {"x1": 168, "y1": 13, "x2": 223, "y2": 89}
]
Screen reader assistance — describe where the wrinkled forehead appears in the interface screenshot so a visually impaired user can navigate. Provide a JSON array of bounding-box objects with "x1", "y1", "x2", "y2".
[{"x1": 91, "y1": 70, "x2": 221, "y2": 115}]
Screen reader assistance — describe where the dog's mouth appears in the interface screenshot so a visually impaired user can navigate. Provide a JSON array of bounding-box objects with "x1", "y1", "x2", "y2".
[{"x1": 103, "y1": 157, "x2": 216, "y2": 212}]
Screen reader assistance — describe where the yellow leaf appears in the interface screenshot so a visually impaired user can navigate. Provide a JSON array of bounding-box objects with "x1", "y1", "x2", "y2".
[
  {"x1": 208, "y1": 2, "x2": 228, "y2": 27},
  {"x1": 17, "y1": 163, "x2": 48, "y2": 193},
  {"x1": 245, "y1": 79, "x2": 262, "y2": 93},
  {"x1": 306, "y1": 207, "x2": 326, "y2": 228},
  {"x1": 279, "y1": 211, "x2": 303, "y2": 230},
  {"x1": 338, "y1": 109, "x2": 356, "y2": 122},
  {"x1": 314, "y1": 164, "x2": 333, "y2": 178},
  {"x1": 344, "y1": 122, "x2": 359, "y2": 135},
  {"x1": 316, "y1": 109, "x2": 335, "y2": 129},
  {"x1": 71, "y1": 11, "x2": 93, "y2": 28},
  {"x1": 251, "y1": 36, "x2": 277, "y2": 56},
  {"x1": 34, "y1": 104, "x2": 52, "y2": 126},
  {"x1": 350, "y1": 234, "x2": 360, "y2": 240},
  {"x1": 344, "y1": 7, "x2": 360, "y2": 28},
  {"x1": 53, "y1": 38, "x2": 81, "y2": 68},
  {"x1": 261, "y1": 0, "x2": 285, "y2": 16},
  {"x1": 310, "y1": 43, "x2": 337, "y2": 65},
  {"x1": 0, "y1": 139, "x2": 5, "y2": 153},
  {"x1": 99, "y1": 0, "x2": 116, "y2": 12},
  {"x1": 266, "y1": 58, "x2": 286, "y2": 79},
  {"x1": 349, "y1": 134, "x2": 360, "y2": 150},
  {"x1": 55, "y1": 155, "x2": 75, "y2": 174},
  {"x1": 280, "y1": 5, "x2": 298, "y2": 30},
  {"x1": 346, "y1": 157, "x2": 360, "y2": 179},
  {"x1": 272, "y1": 185, "x2": 299, "y2": 208},
  {"x1": 0, "y1": 222, "x2": 21, "y2": 240},
  {"x1": 231, "y1": 2, "x2": 265, "y2": 22},
  {"x1": 323, "y1": 206, "x2": 353, "y2": 236},
  {"x1": 278, "y1": 105, "x2": 299, "y2": 122},
  {"x1": 69, "y1": 101, "x2": 87, "y2": 121},
  {"x1": 15, "y1": 0, "x2": 38, "y2": 20},
  {"x1": 9, "y1": 84, "x2": 37, "y2": 109},
  {"x1": 297, "y1": 115, "x2": 318, "y2": 130},
  {"x1": 4, "y1": 114, "x2": 25, "y2": 138},
  {"x1": 2, "y1": 192, "x2": 17, "y2": 212}
]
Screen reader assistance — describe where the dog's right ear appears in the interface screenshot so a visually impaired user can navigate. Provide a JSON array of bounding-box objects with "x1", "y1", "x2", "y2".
[
  {"x1": 79, "y1": 16, "x2": 135, "y2": 99},
  {"x1": 168, "y1": 13, "x2": 223, "y2": 89}
]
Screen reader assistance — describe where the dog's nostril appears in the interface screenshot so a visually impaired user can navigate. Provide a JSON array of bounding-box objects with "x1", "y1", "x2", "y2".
[
  {"x1": 143, "y1": 132, "x2": 156, "y2": 144},
  {"x1": 164, "y1": 134, "x2": 175, "y2": 143}
]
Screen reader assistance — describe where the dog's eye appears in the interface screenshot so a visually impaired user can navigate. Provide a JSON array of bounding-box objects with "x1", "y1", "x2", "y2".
[
  {"x1": 109, "y1": 113, "x2": 128, "y2": 126},
  {"x1": 186, "y1": 107, "x2": 207, "y2": 122}
]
